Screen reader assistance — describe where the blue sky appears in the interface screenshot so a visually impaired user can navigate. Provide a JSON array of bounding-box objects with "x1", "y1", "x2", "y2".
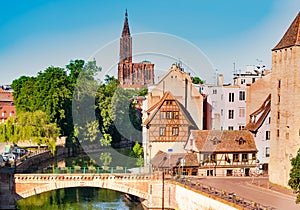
[{"x1": 0, "y1": 0, "x2": 299, "y2": 84}]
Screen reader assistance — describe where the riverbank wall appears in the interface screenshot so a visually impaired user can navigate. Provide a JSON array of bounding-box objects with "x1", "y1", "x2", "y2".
[{"x1": 142, "y1": 180, "x2": 240, "y2": 210}]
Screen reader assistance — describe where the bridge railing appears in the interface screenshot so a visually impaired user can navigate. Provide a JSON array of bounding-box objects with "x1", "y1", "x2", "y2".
[
  {"x1": 169, "y1": 177, "x2": 275, "y2": 210},
  {"x1": 15, "y1": 166, "x2": 145, "y2": 174}
]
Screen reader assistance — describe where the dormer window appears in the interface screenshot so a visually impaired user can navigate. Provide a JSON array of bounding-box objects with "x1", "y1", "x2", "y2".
[
  {"x1": 211, "y1": 137, "x2": 221, "y2": 145},
  {"x1": 236, "y1": 137, "x2": 246, "y2": 145}
]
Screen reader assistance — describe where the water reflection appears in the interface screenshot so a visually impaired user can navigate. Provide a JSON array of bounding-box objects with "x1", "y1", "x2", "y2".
[{"x1": 17, "y1": 187, "x2": 143, "y2": 210}]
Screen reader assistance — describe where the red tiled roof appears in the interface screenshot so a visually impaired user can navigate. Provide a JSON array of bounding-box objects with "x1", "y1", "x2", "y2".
[
  {"x1": 0, "y1": 92, "x2": 13, "y2": 102},
  {"x1": 143, "y1": 91, "x2": 195, "y2": 127},
  {"x1": 151, "y1": 150, "x2": 198, "y2": 168},
  {"x1": 273, "y1": 12, "x2": 300, "y2": 50},
  {"x1": 244, "y1": 94, "x2": 271, "y2": 132},
  {"x1": 189, "y1": 130, "x2": 257, "y2": 153}
]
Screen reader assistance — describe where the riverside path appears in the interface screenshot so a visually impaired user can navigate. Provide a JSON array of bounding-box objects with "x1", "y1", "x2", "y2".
[{"x1": 189, "y1": 176, "x2": 299, "y2": 210}]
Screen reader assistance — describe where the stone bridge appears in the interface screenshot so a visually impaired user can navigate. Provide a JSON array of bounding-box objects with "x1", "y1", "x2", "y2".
[
  {"x1": 11, "y1": 173, "x2": 244, "y2": 210},
  {"x1": 14, "y1": 173, "x2": 173, "y2": 209}
]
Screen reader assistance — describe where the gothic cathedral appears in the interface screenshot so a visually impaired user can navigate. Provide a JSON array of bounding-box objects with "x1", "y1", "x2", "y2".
[{"x1": 117, "y1": 10, "x2": 155, "y2": 88}]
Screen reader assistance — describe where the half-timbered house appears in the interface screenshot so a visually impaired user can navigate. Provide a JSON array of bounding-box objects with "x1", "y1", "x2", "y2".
[
  {"x1": 185, "y1": 130, "x2": 258, "y2": 176},
  {"x1": 143, "y1": 91, "x2": 197, "y2": 163},
  {"x1": 151, "y1": 150, "x2": 198, "y2": 176},
  {"x1": 142, "y1": 63, "x2": 203, "y2": 168}
]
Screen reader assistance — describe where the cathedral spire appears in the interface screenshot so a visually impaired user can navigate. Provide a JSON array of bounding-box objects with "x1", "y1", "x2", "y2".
[
  {"x1": 119, "y1": 9, "x2": 132, "y2": 62},
  {"x1": 122, "y1": 9, "x2": 130, "y2": 37}
]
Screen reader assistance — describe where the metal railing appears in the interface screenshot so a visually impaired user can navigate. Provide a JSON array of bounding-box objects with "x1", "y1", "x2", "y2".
[
  {"x1": 170, "y1": 177, "x2": 275, "y2": 210},
  {"x1": 15, "y1": 165, "x2": 144, "y2": 174}
]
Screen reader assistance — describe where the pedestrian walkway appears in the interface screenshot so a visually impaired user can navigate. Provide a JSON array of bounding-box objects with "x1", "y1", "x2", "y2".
[{"x1": 188, "y1": 176, "x2": 299, "y2": 210}]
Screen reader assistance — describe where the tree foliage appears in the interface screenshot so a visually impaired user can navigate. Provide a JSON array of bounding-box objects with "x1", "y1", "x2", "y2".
[
  {"x1": 71, "y1": 60, "x2": 110, "y2": 147},
  {"x1": 130, "y1": 142, "x2": 144, "y2": 167},
  {"x1": 11, "y1": 65, "x2": 74, "y2": 139},
  {"x1": 288, "y1": 149, "x2": 300, "y2": 203},
  {"x1": 0, "y1": 111, "x2": 59, "y2": 153},
  {"x1": 192, "y1": 76, "x2": 204, "y2": 84},
  {"x1": 10, "y1": 59, "x2": 145, "y2": 164}
]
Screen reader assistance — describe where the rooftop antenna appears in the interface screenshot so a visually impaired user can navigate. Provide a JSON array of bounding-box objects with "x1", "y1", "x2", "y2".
[{"x1": 233, "y1": 62, "x2": 236, "y2": 75}]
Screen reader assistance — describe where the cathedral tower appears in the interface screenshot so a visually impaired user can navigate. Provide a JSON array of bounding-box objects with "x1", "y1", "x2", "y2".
[{"x1": 117, "y1": 10, "x2": 155, "y2": 88}]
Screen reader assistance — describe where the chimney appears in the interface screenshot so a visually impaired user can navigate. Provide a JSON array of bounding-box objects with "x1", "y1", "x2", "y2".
[{"x1": 217, "y1": 74, "x2": 224, "y2": 86}]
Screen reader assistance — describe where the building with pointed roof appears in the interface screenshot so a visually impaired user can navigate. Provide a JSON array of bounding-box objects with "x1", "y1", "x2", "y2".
[
  {"x1": 273, "y1": 12, "x2": 300, "y2": 50},
  {"x1": 142, "y1": 63, "x2": 204, "y2": 171},
  {"x1": 269, "y1": 12, "x2": 300, "y2": 187},
  {"x1": 143, "y1": 91, "x2": 198, "y2": 163},
  {"x1": 185, "y1": 130, "x2": 257, "y2": 176},
  {"x1": 245, "y1": 94, "x2": 270, "y2": 174},
  {"x1": 117, "y1": 10, "x2": 154, "y2": 88}
]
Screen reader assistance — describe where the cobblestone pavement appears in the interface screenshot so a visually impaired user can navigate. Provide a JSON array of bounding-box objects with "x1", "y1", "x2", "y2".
[{"x1": 189, "y1": 176, "x2": 299, "y2": 210}]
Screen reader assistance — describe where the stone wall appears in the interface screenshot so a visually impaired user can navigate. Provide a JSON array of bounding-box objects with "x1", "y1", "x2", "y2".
[
  {"x1": 143, "y1": 179, "x2": 239, "y2": 210},
  {"x1": 175, "y1": 184, "x2": 237, "y2": 210},
  {"x1": 270, "y1": 46, "x2": 300, "y2": 187}
]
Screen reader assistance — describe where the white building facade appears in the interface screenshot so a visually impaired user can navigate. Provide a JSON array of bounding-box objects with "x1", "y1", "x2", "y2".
[{"x1": 206, "y1": 84, "x2": 247, "y2": 131}]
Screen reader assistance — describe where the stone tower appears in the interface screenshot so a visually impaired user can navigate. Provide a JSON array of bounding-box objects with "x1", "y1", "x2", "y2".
[
  {"x1": 269, "y1": 12, "x2": 300, "y2": 187},
  {"x1": 117, "y1": 10, "x2": 155, "y2": 88}
]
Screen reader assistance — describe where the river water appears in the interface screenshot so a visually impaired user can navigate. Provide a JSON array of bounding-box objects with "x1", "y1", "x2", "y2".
[{"x1": 17, "y1": 187, "x2": 143, "y2": 210}]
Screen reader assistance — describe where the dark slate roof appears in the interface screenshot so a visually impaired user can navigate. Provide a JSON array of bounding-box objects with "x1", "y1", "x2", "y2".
[
  {"x1": 273, "y1": 12, "x2": 300, "y2": 50},
  {"x1": 151, "y1": 151, "x2": 198, "y2": 168},
  {"x1": 244, "y1": 94, "x2": 271, "y2": 132},
  {"x1": 189, "y1": 130, "x2": 257, "y2": 153}
]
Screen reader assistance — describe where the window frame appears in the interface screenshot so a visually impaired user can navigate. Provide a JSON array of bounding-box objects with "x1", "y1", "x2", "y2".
[
  {"x1": 239, "y1": 91, "x2": 245, "y2": 101},
  {"x1": 233, "y1": 153, "x2": 239, "y2": 162},
  {"x1": 242, "y1": 153, "x2": 248, "y2": 162},
  {"x1": 159, "y1": 127, "x2": 166, "y2": 136},
  {"x1": 229, "y1": 92, "x2": 234, "y2": 102},
  {"x1": 266, "y1": 131, "x2": 270, "y2": 140},
  {"x1": 266, "y1": 147, "x2": 270, "y2": 157},
  {"x1": 228, "y1": 110, "x2": 234, "y2": 119},
  {"x1": 172, "y1": 127, "x2": 179, "y2": 136}
]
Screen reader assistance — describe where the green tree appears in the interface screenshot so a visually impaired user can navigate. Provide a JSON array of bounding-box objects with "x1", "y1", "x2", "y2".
[
  {"x1": 192, "y1": 76, "x2": 204, "y2": 84},
  {"x1": 0, "y1": 111, "x2": 59, "y2": 153},
  {"x1": 72, "y1": 60, "x2": 106, "y2": 147},
  {"x1": 11, "y1": 66, "x2": 73, "y2": 138},
  {"x1": 288, "y1": 149, "x2": 300, "y2": 203},
  {"x1": 96, "y1": 75, "x2": 119, "y2": 146},
  {"x1": 99, "y1": 152, "x2": 112, "y2": 167},
  {"x1": 11, "y1": 59, "x2": 88, "y2": 149},
  {"x1": 130, "y1": 141, "x2": 144, "y2": 167},
  {"x1": 11, "y1": 76, "x2": 37, "y2": 113}
]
